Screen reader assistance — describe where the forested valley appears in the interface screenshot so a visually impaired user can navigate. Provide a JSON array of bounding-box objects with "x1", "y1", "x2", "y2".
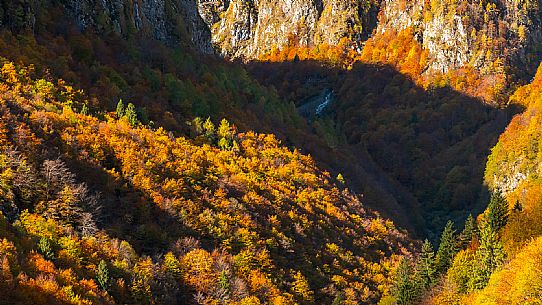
[{"x1": 0, "y1": 0, "x2": 541, "y2": 304}]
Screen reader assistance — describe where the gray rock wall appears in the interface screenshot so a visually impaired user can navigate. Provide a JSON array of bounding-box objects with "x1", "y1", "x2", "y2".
[
  {"x1": 197, "y1": 0, "x2": 372, "y2": 59},
  {"x1": 64, "y1": 0, "x2": 214, "y2": 54}
]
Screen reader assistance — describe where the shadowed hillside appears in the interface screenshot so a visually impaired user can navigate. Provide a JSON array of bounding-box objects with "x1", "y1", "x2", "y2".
[{"x1": 247, "y1": 60, "x2": 515, "y2": 238}]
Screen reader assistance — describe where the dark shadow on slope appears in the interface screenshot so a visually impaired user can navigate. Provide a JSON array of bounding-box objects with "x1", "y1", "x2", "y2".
[
  {"x1": 0, "y1": 2, "x2": 517, "y2": 238},
  {"x1": 245, "y1": 59, "x2": 518, "y2": 238}
]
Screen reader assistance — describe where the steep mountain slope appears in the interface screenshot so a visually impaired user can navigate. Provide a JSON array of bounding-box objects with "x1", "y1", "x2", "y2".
[
  {"x1": 0, "y1": 0, "x2": 431, "y2": 234},
  {"x1": 247, "y1": 59, "x2": 511, "y2": 237},
  {"x1": 197, "y1": 0, "x2": 379, "y2": 58},
  {"x1": 0, "y1": 0, "x2": 525, "y2": 238},
  {"x1": 199, "y1": 0, "x2": 542, "y2": 101},
  {"x1": 198, "y1": 0, "x2": 528, "y2": 235},
  {"x1": 377, "y1": 0, "x2": 542, "y2": 76},
  {"x1": 0, "y1": 58, "x2": 413, "y2": 304},
  {"x1": 403, "y1": 64, "x2": 542, "y2": 305},
  {"x1": 2, "y1": 0, "x2": 542, "y2": 304},
  {"x1": 484, "y1": 64, "x2": 542, "y2": 252},
  {"x1": 0, "y1": 0, "x2": 214, "y2": 54}
]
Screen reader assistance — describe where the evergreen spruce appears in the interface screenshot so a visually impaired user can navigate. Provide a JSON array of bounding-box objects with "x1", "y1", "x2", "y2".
[
  {"x1": 80, "y1": 104, "x2": 89, "y2": 115},
  {"x1": 416, "y1": 239, "x2": 436, "y2": 290},
  {"x1": 217, "y1": 118, "x2": 231, "y2": 139},
  {"x1": 395, "y1": 258, "x2": 418, "y2": 305},
  {"x1": 217, "y1": 119, "x2": 232, "y2": 150},
  {"x1": 477, "y1": 220, "x2": 506, "y2": 285},
  {"x1": 218, "y1": 270, "x2": 230, "y2": 293},
  {"x1": 435, "y1": 220, "x2": 457, "y2": 273},
  {"x1": 116, "y1": 99, "x2": 124, "y2": 118},
  {"x1": 163, "y1": 252, "x2": 182, "y2": 280},
  {"x1": 191, "y1": 117, "x2": 204, "y2": 135},
  {"x1": 125, "y1": 103, "x2": 139, "y2": 127},
  {"x1": 487, "y1": 191, "x2": 508, "y2": 232},
  {"x1": 203, "y1": 117, "x2": 216, "y2": 143},
  {"x1": 459, "y1": 214, "x2": 477, "y2": 248}
]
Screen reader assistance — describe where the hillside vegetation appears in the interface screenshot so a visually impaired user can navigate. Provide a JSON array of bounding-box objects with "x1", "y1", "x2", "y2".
[
  {"x1": 375, "y1": 64, "x2": 542, "y2": 304},
  {"x1": 2, "y1": 0, "x2": 542, "y2": 304},
  {"x1": 0, "y1": 58, "x2": 413, "y2": 304}
]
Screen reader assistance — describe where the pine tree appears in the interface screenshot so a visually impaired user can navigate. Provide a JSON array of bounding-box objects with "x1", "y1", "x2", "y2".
[
  {"x1": 487, "y1": 191, "x2": 508, "y2": 232},
  {"x1": 125, "y1": 103, "x2": 139, "y2": 127},
  {"x1": 217, "y1": 119, "x2": 232, "y2": 150},
  {"x1": 116, "y1": 99, "x2": 125, "y2": 118},
  {"x1": 416, "y1": 239, "x2": 436, "y2": 290},
  {"x1": 459, "y1": 214, "x2": 477, "y2": 248},
  {"x1": 96, "y1": 259, "x2": 109, "y2": 290},
  {"x1": 191, "y1": 117, "x2": 204, "y2": 135},
  {"x1": 291, "y1": 271, "x2": 314, "y2": 302},
  {"x1": 435, "y1": 220, "x2": 457, "y2": 273},
  {"x1": 477, "y1": 220, "x2": 505, "y2": 285},
  {"x1": 218, "y1": 137, "x2": 231, "y2": 150},
  {"x1": 395, "y1": 258, "x2": 419, "y2": 305},
  {"x1": 337, "y1": 173, "x2": 345, "y2": 184}
]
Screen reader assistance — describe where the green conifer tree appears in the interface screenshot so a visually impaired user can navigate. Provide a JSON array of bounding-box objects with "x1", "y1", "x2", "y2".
[
  {"x1": 217, "y1": 119, "x2": 232, "y2": 150},
  {"x1": 487, "y1": 191, "x2": 508, "y2": 232},
  {"x1": 218, "y1": 137, "x2": 231, "y2": 150},
  {"x1": 395, "y1": 258, "x2": 419, "y2": 305},
  {"x1": 38, "y1": 237, "x2": 54, "y2": 260},
  {"x1": 203, "y1": 117, "x2": 216, "y2": 143},
  {"x1": 163, "y1": 252, "x2": 182, "y2": 280},
  {"x1": 191, "y1": 117, "x2": 204, "y2": 135},
  {"x1": 125, "y1": 103, "x2": 139, "y2": 127},
  {"x1": 435, "y1": 220, "x2": 457, "y2": 273},
  {"x1": 217, "y1": 118, "x2": 231, "y2": 139},
  {"x1": 416, "y1": 239, "x2": 436, "y2": 290},
  {"x1": 116, "y1": 99, "x2": 124, "y2": 118},
  {"x1": 459, "y1": 214, "x2": 477, "y2": 248},
  {"x1": 477, "y1": 220, "x2": 506, "y2": 285},
  {"x1": 218, "y1": 269, "x2": 230, "y2": 293},
  {"x1": 80, "y1": 104, "x2": 89, "y2": 115}
]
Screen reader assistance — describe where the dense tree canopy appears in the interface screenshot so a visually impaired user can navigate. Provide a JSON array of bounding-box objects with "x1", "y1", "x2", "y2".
[{"x1": 0, "y1": 59, "x2": 413, "y2": 304}]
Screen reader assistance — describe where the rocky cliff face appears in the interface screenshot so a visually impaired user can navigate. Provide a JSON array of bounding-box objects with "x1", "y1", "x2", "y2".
[
  {"x1": 3, "y1": 0, "x2": 541, "y2": 79},
  {"x1": 376, "y1": 0, "x2": 542, "y2": 75},
  {"x1": 197, "y1": 0, "x2": 378, "y2": 58},
  {"x1": 0, "y1": 0, "x2": 214, "y2": 54},
  {"x1": 66, "y1": 0, "x2": 214, "y2": 54},
  {"x1": 195, "y1": 0, "x2": 542, "y2": 77}
]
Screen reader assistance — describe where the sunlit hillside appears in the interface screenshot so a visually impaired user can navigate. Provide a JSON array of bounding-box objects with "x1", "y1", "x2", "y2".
[{"x1": 1, "y1": 0, "x2": 542, "y2": 304}]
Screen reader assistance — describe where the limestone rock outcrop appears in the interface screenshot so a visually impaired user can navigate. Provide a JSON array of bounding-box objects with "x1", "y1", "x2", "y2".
[{"x1": 197, "y1": 0, "x2": 378, "y2": 58}]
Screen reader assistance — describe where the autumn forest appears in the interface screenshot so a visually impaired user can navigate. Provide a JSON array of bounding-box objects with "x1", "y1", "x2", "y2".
[{"x1": 0, "y1": 0, "x2": 541, "y2": 304}]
